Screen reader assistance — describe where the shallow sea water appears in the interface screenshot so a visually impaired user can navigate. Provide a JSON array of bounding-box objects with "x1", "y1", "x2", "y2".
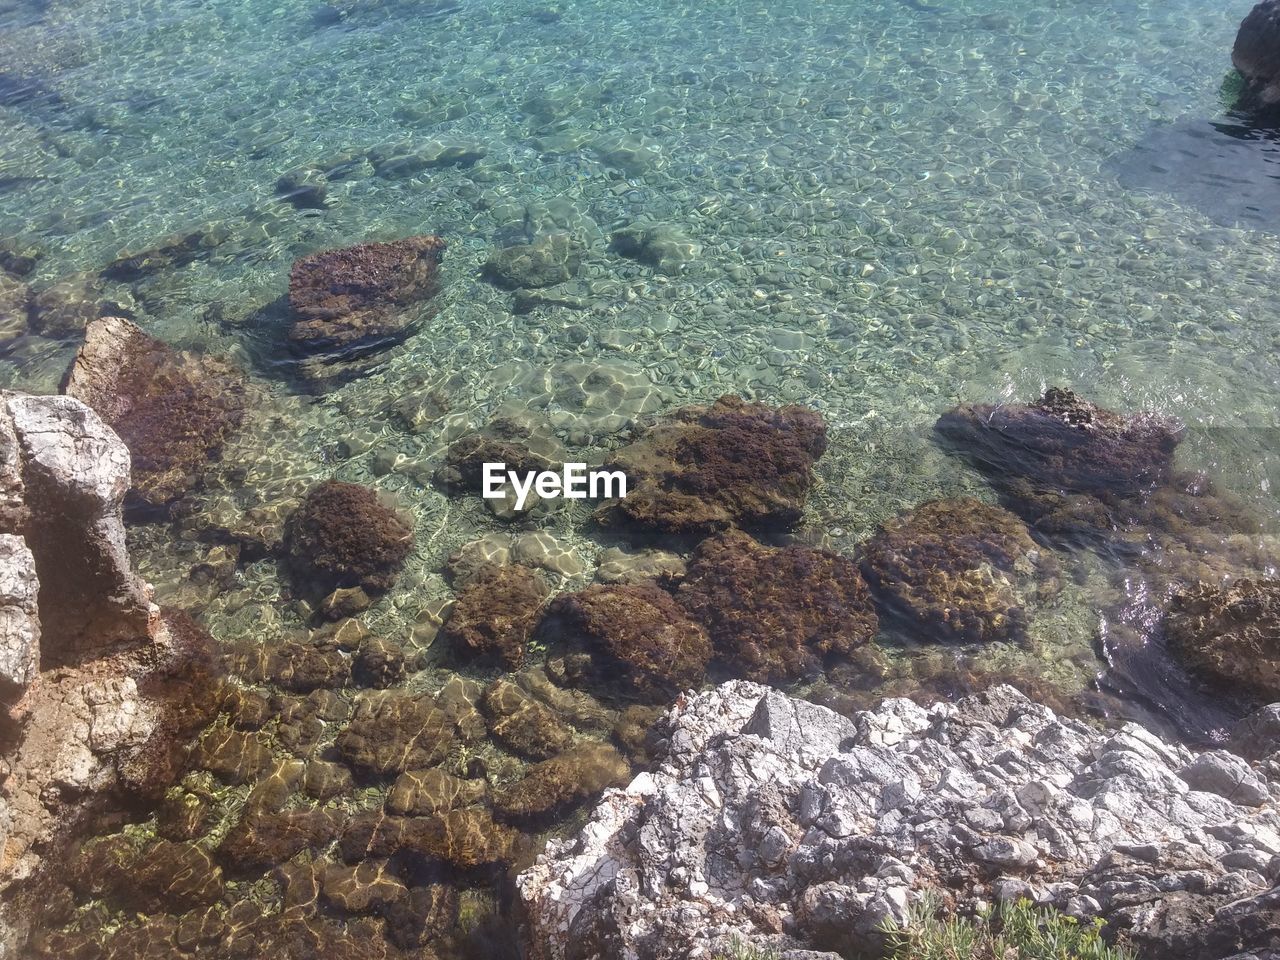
[{"x1": 3, "y1": 0, "x2": 1280, "y2": 952}]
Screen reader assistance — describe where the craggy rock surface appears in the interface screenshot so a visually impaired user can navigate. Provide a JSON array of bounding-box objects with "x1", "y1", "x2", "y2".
[
  {"x1": 935, "y1": 387, "x2": 1183, "y2": 498},
  {"x1": 859, "y1": 497, "x2": 1059, "y2": 644},
  {"x1": 62, "y1": 316, "x2": 247, "y2": 509},
  {"x1": 287, "y1": 235, "x2": 445, "y2": 364},
  {"x1": 2, "y1": 391, "x2": 152, "y2": 659},
  {"x1": 1166, "y1": 578, "x2": 1280, "y2": 701},
  {"x1": 595, "y1": 395, "x2": 828, "y2": 537},
  {"x1": 519, "y1": 682, "x2": 1280, "y2": 960},
  {"x1": 283, "y1": 480, "x2": 413, "y2": 594},
  {"x1": 545, "y1": 581, "x2": 711, "y2": 703},
  {"x1": 1234, "y1": 0, "x2": 1280, "y2": 110},
  {"x1": 676, "y1": 531, "x2": 878, "y2": 683}
]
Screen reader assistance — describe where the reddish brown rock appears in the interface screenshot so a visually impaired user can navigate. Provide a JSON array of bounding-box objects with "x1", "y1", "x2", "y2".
[
  {"x1": 546, "y1": 581, "x2": 711, "y2": 702},
  {"x1": 441, "y1": 563, "x2": 550, "y2": 669},
  {"x1": 481, "y1": 678, "x2": 573, "y2": 760},
  {"x1": 677, "y1": 530, "x2": 878, "y2": 683},
  {"x1": 858, "y1": 498, "x2": 1058, "y2": 645},
  {"x1": 284, "y1": 479, "x2": 413, "y2": 594},
  {"x1": 594, "y1": 395, "x2": 827, "y2": 537},
  {"x1": 62, "y1": 316, "x2": 248, "y2": 509},
  {"x1": 287, "y1": 234, "x2": 445, "y2": 358}
]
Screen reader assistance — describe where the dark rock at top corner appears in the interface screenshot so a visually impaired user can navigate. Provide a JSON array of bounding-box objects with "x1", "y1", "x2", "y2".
[
  {"x1": 286, "y1": 234, "x2": 445, "y2": 372},
  {"x1": 62, "y1": 315, "x2": 248, "y2": 509},
  {"x1": 283, "y1": 479, "x2": 414, "y2": 594},
  {"x1": 935, "y1": 387, "x2": 1183, "y2": 498},
  {"x1": 594, "y1": 395, "x2": 828, "y2": 538},
  {"x1": 1234, "y1": 0, "x2": 1280, "y2": 112}
]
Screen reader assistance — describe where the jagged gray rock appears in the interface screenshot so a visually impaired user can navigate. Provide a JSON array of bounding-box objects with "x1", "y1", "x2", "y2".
[
  {"x1": 518, "y1": 682, "x2": 1280, "y2": 960},
  {"x1": 0, "y1": 534, "x2": 39, "y2": 696},
  {"x1": 2, "y1": 392, "x2": 152, "y2": 662}
]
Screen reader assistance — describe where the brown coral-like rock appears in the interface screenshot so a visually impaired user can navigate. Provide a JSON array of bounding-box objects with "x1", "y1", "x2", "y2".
[
  {"x1": 287, "y1": 234, "x2": 445, "y2": 358},
  {"x1": 858, "y1": 498, "x2": 1058, "y2": 645},
  {"x1": 676, "y1": 530, "x2": 878, "y2": 683},
  {"x1": 595, "y1": 395, "x2": 827, "y2": 537},
  {"x1": 218, "y1": 806, "x2": 339, "y2": 872},
  {"x1": 336, "y1": 691, "x2": 454, "y2": 777},
  {"x1": 546, "y1": 581, "x2": 711, "y2": 702},
  {"x1": 935, "y1": 387, "x2": 1183, "y2": 499},
  {"x1": 284, "y1": 479, "x2": 413, "y2": 594},
  {"x1": 338, "y1": 807, "x2": 518, "y2": 869},
  {"x1": 492, "y1": 742, "x2": 630, "y2": 826},
  {"x1": 481, "y1": 678, "x2": 574, "y2": 760},
  {"x1": 441, "y1": 563, "x2": 550, "y2": 669},
  {"x1": 1165, "y1": 578, "x2": 1280, "y2": 700},
  {"x1": 62, "y1": 316, "x2": 248, "y2": 509},
  {"x1": 386, "y1": 767, "x2": 486, "y2": 815}
]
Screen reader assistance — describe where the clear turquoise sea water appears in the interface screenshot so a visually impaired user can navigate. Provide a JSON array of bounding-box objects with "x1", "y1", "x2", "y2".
[{"x1": 3, "y1": 0, "x2": 1280, "y2": 952}]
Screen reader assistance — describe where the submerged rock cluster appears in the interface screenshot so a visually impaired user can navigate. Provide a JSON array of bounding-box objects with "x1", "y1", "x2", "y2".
[{"x1": 519, "y1": 681, "x2": 1280, "y2": 960}]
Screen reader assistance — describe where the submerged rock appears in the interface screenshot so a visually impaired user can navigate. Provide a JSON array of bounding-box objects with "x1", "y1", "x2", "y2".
[
  {"x1": 338, "y1": 806, "x2": 518, "y2": 869},
  {"x1": 441, "y1": 563, "x2": 550, "y2": 669},
  {"x1": 519, "y1": 682, "x2": 1280, "y2": 959},
  {"x1": 1165, "y1": 578, "x2": 1280, "y2": 701},
  {"x1": 609, "y1": 221, "x2": 700, "y2": 275},
  {"x1": 545, "y1": 581, "x2": 711, "y2": 702},
  {"x1": 286, "y1": 234, "x2": 445, "y2": 376},
  {"x1": 676, "y1": 530, "x2": 877, "y2": 683},
  {"x1": 101, "y1": 223, "x2": 229, "y2": 281},
  {"x1": 859, "y1": 498, "x2": 1058, "y2": 644},
  {"x1": 481, "y1": 678, "x2": 574, "y2": 760},
  {"x1": 936, "y1": 387, "x2": 1183, "y2": 498},
  {"x1": 595, "y1": 395, "x2": 828, "y2": 537},
  {"x1": 484, "y1": 232, "x2": 581, "y2": 289},
  {"x1": 62, "y1": 316, "x2": 248, "y2": 509},
  {"x1": 493, "y1": 742, "x2": 629, "y2": 827},
  {"x1": 336, "y1": 691, "x2": 454, "y2": 777},
  {"x1": 283, "y1": 479, "x2": 413, "y2": 594}
]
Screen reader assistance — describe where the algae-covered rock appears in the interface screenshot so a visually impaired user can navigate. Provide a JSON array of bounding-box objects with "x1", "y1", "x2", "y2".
[
  {"x1": 1165, "y1": 578, "x2": 1280, "y2": 700},
  {"x1": 610, "y1": 221, "x2": 700, "y2": 275},
  {"x1": 287, "y1": 234, "x2": 445, "y2": 356},
  {"x1": 595, "y1": 395, "x2": 827, "y2": 537},
  {"x1": 677, "y1": 530, "x2": 878, "y2": 683},
  {"x1": 935, "y1": 387, "x2": 1182, "y2": 498},
  {"x1": 219, "y1": 806, "x2": 339, "y2": 871},
  {"x1": 336, "y1": 691, "x2": 454, "y2": 777},
  {"x1": 284, "y1": 479, "x2": 413, "y2": 594},
  {"x1": 492, "y1": 742, "x2": 629, "y2": 826},
  {"x1": 859, "y1": 497, "x2": 1058, "y2": 644},
  {"x1": 1234, "y1": 0, "x2": 1280, "y2": 109},
  {"x1": 546, "y1": 581, "x2": 711, "y2": 702},
  {"x1": 481, "y1": 678, "x2": 574, "y2": 760},
  {"x1": 386, "y1": 767, "x2": 486, "y2": 815},
  {"x1": 70, "y1": 835, "x2": 224, "y2": 913},
  {"x1": 442, "y1": 564, "x2": 551, "y2": 669},
  {"x1": 338, "y1": 807, "x2": 518, "y2": 869}
]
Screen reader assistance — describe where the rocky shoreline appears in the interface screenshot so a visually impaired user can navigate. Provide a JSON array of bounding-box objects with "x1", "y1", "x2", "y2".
[{"x1": 519, "y1": 682, "x2": 1280, "y2": 959}]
